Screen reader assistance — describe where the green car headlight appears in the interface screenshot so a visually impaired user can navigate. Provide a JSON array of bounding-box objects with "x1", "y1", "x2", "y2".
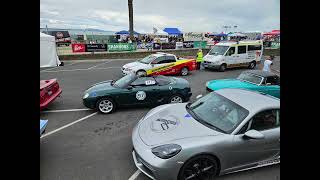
[{"x1": 83, "y1": 93, "x2": 89, "y2": 99}]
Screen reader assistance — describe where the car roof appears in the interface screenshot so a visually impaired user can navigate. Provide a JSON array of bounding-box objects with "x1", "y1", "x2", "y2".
[
  {"x1": 242, "y1": 70, "x2": 279, "y2": 78},
  {"x1": 152, "y1": 52, "x2": 175, "y2": 57},
  {"x1": 215, "y1": 89, "x2": 280, "y2": 112}
]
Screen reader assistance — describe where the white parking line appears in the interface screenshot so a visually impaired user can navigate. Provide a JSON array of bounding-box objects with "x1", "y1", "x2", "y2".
[
  {"x1": 41, "y1": 108, "x2": 92, "y2": 113},
  {"x1": 40, "y1": 67, "x2": 121, "y2": 73},
  {"x1": 40, "y1": 112, "x2": 97, "y2": 139},
  {"x1": 128, "y1": 170, "x2": 141, "y2": 180},
  {"x1": 40, "y1": 62, "x2": 79, "y2": 72},
  {"x1": 87, "y1": 60, "x2": 114, "y2": 69}
]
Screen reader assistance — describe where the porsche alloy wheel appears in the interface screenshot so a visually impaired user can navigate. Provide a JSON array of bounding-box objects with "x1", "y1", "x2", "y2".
[
  {"x1": 179, "y1": 155, "x2": 218, "y2": 180},
  {"x1": 97, "y1": 98, "x2": 115, "y2": 114},
  {"x1": 170, "y1": 95, "x2": 183, "y2": 103},
  {"x1": 181, "y1": 67, "x2": 189, "y2": 76}
]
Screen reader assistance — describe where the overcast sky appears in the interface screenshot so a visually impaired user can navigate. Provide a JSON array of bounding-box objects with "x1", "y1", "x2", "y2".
[{"x1": 40, "y1": 0, "x2": 280, "y2": 33}]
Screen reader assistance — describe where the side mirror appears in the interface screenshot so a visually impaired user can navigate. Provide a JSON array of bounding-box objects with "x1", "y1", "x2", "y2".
[
  {"x1": 196, "y1": 94, "x2": 203, "y2": 99},
  {"x1": 243, "y1": 130, "x2": 264, "y2": 139},
  {"x1": 127, "y1": 86, "x2": 133, "y2": 90}
]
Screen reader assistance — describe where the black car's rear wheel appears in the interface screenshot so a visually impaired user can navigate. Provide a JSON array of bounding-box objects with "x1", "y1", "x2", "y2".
[
  {"x1": 96, "y1": 97, "x2": 116, "y2": 114},
  {"x1": 178, "y1": 155, "x2": 218, "y2": 180},
  {"x1": 169, "y1": 94, "x2": 183, "y2": 103}
]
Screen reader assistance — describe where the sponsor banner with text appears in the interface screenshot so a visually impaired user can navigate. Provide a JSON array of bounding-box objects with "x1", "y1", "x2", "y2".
[{"x1": 72, "y1": 44, "x2": 86, "y2": 53}]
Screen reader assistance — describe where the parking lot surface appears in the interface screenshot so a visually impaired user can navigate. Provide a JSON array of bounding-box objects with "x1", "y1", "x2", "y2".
[{"x1": 40, "y1": 57, "x2": 280, "y2": 180}]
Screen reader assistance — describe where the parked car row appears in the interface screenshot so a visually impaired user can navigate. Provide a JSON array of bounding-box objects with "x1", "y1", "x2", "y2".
[{"x1": 40, "y1": 47, "x2": 279, "y2": 180}]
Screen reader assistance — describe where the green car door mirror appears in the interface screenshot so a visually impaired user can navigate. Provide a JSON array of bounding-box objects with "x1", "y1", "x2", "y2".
[{"x1": 127, "y1": 86, "x2": 133, "y2": 90}]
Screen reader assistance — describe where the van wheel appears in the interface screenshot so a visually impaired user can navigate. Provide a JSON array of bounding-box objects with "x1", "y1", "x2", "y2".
[
  {"x1": 248, "y1": 61, "x2": 256, "y2": 69},
  {"x1": 219, "y1": 64, "x2": 227, "y2": 72}
]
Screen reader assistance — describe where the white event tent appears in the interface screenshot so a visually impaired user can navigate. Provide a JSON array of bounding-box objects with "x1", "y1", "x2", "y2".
[{"x1": 40, "y1": 32, "x2": 61, "y2": 68}]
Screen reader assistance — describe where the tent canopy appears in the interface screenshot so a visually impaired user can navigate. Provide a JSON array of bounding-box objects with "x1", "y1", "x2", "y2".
[
  {"x1": 163, "y1": 28, "x2": 182, "y2": 35},
  {"x1": 228, "y1": 32, "x2": 246, "y2": 37},
  {"x1": 40, "y1": 32, "x2": 61, "y2": 68},
  {"x1": 263, "y1": 30, "x2": 280, "y2": 35},
  {"x1": 209, "y1": 32, "x2": 227, "y2": 36},
  {"x1": 115, "y1": 30, "x2": 140, "y2": 35}
]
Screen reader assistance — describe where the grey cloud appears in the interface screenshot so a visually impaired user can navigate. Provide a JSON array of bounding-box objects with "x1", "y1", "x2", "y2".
[{"x1": 40, "y1": 0, "x2": 279, "y2": 32}]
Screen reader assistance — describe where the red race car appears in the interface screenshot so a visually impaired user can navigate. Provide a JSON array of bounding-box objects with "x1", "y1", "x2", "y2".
[{"x1": 40, "y1": 79, "x2": 62, "y2": 110}]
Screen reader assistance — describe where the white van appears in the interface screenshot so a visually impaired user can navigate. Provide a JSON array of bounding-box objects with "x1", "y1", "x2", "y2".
[{"x1": 202, "y1": 40, "x2": 263, "y2": 71}]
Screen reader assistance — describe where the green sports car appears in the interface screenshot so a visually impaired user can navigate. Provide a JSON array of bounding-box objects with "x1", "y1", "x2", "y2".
[
  {"x1": 82, "y1": 74, "x2": 192, "y2": 114},
  {"x1": 206, "y1": 70, "x2": 280, "y2": 98}
]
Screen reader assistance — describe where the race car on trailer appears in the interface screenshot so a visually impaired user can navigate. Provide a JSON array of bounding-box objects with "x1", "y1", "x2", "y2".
[{"x1": 122, "y1": 52, "x2": 197, "y2": 76}]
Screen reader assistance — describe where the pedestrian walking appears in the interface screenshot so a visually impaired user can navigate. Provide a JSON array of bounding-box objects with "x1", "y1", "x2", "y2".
[
  {"x1": 196, "y1": 49, "x2": 203, "y2": 70},
  {"x1": 262, "y1": 55, "x2": 274, "y2": 72}
]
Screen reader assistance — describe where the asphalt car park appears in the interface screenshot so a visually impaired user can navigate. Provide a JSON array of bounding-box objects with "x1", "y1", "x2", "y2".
[{"x1": 40, "y1": 57, "x2": 280, "y2": 180}]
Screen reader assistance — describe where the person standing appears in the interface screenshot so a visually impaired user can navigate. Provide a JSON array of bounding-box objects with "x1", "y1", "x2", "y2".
[
  {"x1": 262, "y1": 55, "x2": 274, "y2": 72},
  {"x1": 196, "y1": 49, "x2": 203, "y2": 70}
]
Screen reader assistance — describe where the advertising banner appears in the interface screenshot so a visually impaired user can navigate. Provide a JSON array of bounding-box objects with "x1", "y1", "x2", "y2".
[
  {"x1": 193, "y1": 41, "x2": 207, "y2": 49},
  {"x1": 183, "y1": 41, "x2": 194, "y2": 48},
  {"x1": 107, "y1": 43, "x2": 137, "y2": 52},
  {"x1": 161, "y1": 43, "x2": 176, "y2": 49},
  {"x1": 183, "y1": 32, "x2": 205, "y2": 41},
  {"x1": 85, "y1": 44, "x2": 107, "y2": 52},
  {"x1": 175, "y1": 42, "x2": 183, "y2": 49},
  {"x1": 72, "y1": 44, "x2": 86, "y2": 53}
]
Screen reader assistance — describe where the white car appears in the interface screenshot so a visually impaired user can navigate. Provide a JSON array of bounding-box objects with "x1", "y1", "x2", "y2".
[{"x1": 122, "y1": 52, "x2": 196, "y2": 76}]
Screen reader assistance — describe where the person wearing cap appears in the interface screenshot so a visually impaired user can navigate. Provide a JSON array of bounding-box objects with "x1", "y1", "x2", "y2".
[{"x1": 196, "y1": 49, "x2": 203, "y2": 70}]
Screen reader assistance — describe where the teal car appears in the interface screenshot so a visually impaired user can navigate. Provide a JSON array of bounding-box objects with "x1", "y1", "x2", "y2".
[{"x1": 206, "y1": 70, "x2": 280, "y2": 98}]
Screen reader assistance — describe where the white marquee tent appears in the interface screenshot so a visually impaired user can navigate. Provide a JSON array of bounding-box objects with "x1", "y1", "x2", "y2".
[{"x1": 40, "y1": 32, "x2": 61, "y2": 68}]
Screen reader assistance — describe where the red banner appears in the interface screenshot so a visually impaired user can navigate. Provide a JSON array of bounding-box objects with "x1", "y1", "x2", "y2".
[{"x1": 72, "y1": 44, "x2": 86, "y2": 53}]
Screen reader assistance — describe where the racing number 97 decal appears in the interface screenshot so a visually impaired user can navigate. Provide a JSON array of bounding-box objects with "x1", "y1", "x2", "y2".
[{"x1": 136, "y1": 91, "x2": 146, "y2": 100}]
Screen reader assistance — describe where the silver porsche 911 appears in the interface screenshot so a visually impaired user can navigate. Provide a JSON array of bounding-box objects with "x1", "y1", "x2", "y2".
[{"x1": 132, "y1": 89, "x2": 280, "y2": 180}]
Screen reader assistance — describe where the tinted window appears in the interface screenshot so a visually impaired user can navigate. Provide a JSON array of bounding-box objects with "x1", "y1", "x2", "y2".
[
  {"x1": 248, "y1": 45, "x2": 262, "y2": 51},
  {"x1": 249, "y1": 109, "x2": 279, "y2": 131},
  {"x1": 265, "y1": 76, "x2": 280, "y2": 85},
  {"x1": 166, "y1": 56, "x2": 176, "y2": 62},
  {"x1": 131, "y1": 77, "x2": 156, "y2": 86},
  {"x1": 155, "y1": 76, "x2": 171, "y2": 86},
  {"x1": 151, "y1": 56, "x2": 166, "y2": 64},
  {"x1": 187, "y1": 92, "x2": 249, "y2": 134},
  {"x1": 237, "y1": 46, "x2": 247, "y2": 54},
  {"x1": 237, "y1": 72, "x2": 263, "y2": 85},
  {"x1": 226, "y1": 47, "x2": 235, "y2": 56}
]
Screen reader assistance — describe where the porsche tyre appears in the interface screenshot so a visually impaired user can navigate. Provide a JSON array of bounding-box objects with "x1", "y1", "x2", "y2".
[
  {"x1": 178, "y1": 155, "x2": 219, "y2": 180},
  {"x1": 96, "y1": 97, "x2": 116, "y2": 114}
]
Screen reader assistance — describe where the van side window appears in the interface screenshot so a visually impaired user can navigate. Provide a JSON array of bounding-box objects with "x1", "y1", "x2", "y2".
[
  {"x1": 237, "y1": 46, "x2": 247, "y2": 54},
  {"x1": 248, "y1": 45, "x2": 262, "y2": 51},
  {"x1": 226, "y1": 47, "x2": 235, "y2": 56}
]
